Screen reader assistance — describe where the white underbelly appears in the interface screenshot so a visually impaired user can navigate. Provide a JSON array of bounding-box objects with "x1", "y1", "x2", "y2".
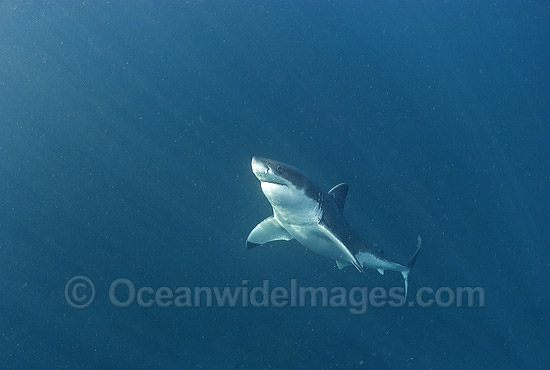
[
  {"x1": 356, "y1": 250, "x2": 406, "y2": 272},
  {"x1": 284, "y1": 223, "x2": 349, "y2": 261}
]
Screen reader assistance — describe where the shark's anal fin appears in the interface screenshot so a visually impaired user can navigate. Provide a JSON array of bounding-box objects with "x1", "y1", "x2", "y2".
[
  {"x1": 246, "y1": 216, "x2": 293, "y2": 249},
  {"x1": 328, "y1": 183, "x2": 349, "y2": 212}
]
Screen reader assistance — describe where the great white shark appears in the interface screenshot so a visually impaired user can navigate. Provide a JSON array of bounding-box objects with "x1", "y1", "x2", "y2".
[{"x1": 246, "y1": 156, "x2": 421, "y2": 296}]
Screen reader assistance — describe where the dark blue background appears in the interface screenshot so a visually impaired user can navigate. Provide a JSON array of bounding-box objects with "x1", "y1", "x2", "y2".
[{"x1": 1, "y1": 1, "x2": 549, "y2": 369}]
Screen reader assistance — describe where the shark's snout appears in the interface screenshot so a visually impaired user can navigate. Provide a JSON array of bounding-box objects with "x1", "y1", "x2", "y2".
[
  {"x1": 251, "y1": 156, "x2": 268, "y2": 180},
  {"x1": 251, "y1": 156, "x2": 295, "y2": 187}
]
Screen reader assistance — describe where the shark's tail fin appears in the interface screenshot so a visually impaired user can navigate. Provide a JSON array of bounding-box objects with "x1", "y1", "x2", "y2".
[{"x1": 400, "y1": 235, "x2": 422, "y2": 298}]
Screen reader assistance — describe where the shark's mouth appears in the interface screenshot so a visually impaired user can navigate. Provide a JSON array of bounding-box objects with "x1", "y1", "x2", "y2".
[{"x1": 262, "y1": 180, "x2": 287, "y2": 187}]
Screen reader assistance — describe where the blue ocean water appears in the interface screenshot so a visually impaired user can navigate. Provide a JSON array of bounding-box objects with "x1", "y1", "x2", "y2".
[{"x1": 1, "y1": 1, "x2": 549, "y2": 369}]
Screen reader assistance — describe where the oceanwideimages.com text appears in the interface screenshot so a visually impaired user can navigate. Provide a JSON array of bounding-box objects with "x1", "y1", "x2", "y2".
[{"x1": 65, "y1": 276, "x2": 485, "y2": 315}]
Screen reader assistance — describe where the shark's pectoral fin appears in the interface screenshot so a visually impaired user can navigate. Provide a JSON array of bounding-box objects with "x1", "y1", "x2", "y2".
[
  {"x1": 246, "y1": 216, "x2": 293, "y2": 249},
  {"x1": 328, "y1": 183, "x2": 349, "y2": 212},
  {"x1": 377, "y1": 268, "x2": 385, "y2": 275}
]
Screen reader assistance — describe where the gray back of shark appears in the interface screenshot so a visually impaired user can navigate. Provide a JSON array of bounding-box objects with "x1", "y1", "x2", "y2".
[{"x1": 247, "y1": 156, "x2": 420, "y2": 296}]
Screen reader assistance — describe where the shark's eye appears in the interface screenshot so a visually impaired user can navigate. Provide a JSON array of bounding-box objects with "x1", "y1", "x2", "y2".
[{"x1": 276, "y1": 165, "x2": 283, "y2": 172}]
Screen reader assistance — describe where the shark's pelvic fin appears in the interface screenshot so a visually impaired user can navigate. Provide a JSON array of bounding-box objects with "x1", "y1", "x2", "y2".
[
  {"x1": 328, "y1": 183, "x2": 349, "y2": 212},
  {"x1": 335, "y1": 259, "x2": 351, "y2": 269},
  {"x1": 335, "y1": 258, "x2": 367, "y2": 276},
  {"x1": 246, "y1": 216, "x2": 293, "y2": 249}
]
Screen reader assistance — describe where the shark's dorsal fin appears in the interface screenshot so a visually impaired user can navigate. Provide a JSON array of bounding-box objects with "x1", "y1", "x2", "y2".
[
  {"x1": 246, "y1": 216, "x2": 293, "y2": 249},
  {"x1": 328, "y1": 183, "x2": 349, "y2": 212}
]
